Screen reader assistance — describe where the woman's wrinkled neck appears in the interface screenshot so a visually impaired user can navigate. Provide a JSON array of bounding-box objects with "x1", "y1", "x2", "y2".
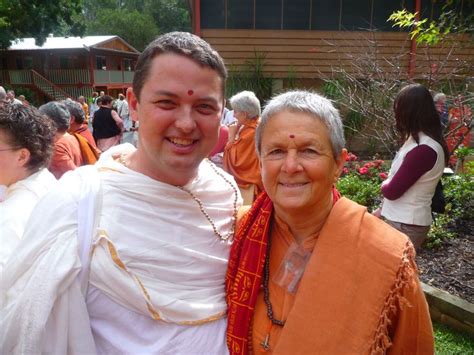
[{"x1": 273, "y1": 194, "x2": 333, "y2": 245}]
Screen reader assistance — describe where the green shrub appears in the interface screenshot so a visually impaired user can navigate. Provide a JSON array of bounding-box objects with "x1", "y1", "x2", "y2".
[
  {"x1": 337, "y1": 173, "x2": 381, "y2": 211},
  {"x1": 427, "y1": 173, "x2": 474, "y2": 247}
]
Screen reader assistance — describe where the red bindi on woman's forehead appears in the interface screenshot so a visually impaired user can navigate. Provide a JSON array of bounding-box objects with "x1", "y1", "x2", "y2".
[
  {"x1": 187, "y1": 89, "x2": 194, "y2": 96},
  {"x1": 289, "y1": 134, "x2": 295, "y2": 139}
]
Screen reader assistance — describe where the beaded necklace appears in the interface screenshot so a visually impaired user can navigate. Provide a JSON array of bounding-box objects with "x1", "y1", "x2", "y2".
[
  {"x1": 262, "y1": 233, "x2": 285, "y2": 326},
  {"x1": 177, "y1": 159, "x2": 239, "y2": 242}
]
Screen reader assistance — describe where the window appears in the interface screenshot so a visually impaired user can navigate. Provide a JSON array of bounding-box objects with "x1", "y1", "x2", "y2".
[
  {"x1": 200, "y1": 0, "x2": 408, "y2": 31},
  {"x1": 341, "y1": 0, "x2": 372, "y2": 30},
  {"x1": 227, "y1": 0, "x2": 254, "y2": 29},
  {"x1": 372, "y1": 1, "x2": 404, "y2": 30},
  {"x1": 24, "y1": 56, "x2": 33, "y2": 69},
  {"x1": 283, "y1": 0, "x2": 311, "y2": 30},
  {"x1": 16, "y1": 57, "x2": 23, "y2": 70},
  {"x1": 124, "y1": 58, "x2": 133, "y2": 71},
  {"x1": 60, "y1": 56, "x2": 69, "y2": 69},
  {"x1": 312, "y1": 1, "x2": 340, "y2": 30},
  {"x1": 256, "y1": 0, "x2": 281, "y2": 29},
  {"x1": 201, "y1": 0, "x2": 225, "y2": 28},
  {"x1": 96, "y1": 56, "x2": 107, "y2": 70}
]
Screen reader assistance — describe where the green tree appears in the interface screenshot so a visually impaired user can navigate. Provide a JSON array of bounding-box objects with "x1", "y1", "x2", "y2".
[
  {"x1": 84, "y1": 0, "x2": 190, "y2": 50},
  {"x1": 388, "y1": 0, "x2": 473, "y2": 45},
  {"x1": 0, "y1": 0, "x2": 86, "y2": 49},
  {"x1": 86, "y1": 9, "x2": 160, "y2": 51},
  {"x1": 145, "y1": 0, "x2": 191, "y2": 34}
]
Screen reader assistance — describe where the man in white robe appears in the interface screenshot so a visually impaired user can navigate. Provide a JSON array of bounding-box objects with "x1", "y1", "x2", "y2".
[{"x1": 1, "y1": 32, "x2": 242, "y2": 354}]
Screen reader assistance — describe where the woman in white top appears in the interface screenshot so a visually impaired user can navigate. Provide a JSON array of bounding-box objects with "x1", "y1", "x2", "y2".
[
  {"x1": 0, "y1": 104, "x2": 57, "y2": 270},
  {"x1": 378, "y1": 84, "x2": 449, "y2": 249}
]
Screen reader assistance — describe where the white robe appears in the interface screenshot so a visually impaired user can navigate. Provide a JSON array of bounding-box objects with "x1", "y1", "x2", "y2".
[
  {"x1": 0, "y1": 168, "x2": 57, "y2": 273},
  {"x1": 1, "y1": 144, "x2": 242, "y2": 354}
]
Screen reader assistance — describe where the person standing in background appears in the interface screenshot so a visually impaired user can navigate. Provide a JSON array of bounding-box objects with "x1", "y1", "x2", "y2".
[
  {"x1": 116, "y1": 93, "x2": 131, "y2": 131},
  {"x1": 377, "y1": 84, "x2": 448, "y2": 249},
  {"x1": 92, "y1": 95, "x2": 124, "y2": 151}
]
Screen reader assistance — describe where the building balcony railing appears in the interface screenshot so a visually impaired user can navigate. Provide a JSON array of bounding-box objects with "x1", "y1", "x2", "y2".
[
  {"x1": 94, "y1": 70, "x2": 134, "y2": 84},
  {"x1": 3, "y1": 69, "x2": 134, "y2": 86}
]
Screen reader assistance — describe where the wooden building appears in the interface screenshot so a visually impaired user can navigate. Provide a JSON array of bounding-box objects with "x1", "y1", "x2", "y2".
[
  {"x1": 189, "y1": 0, "x2": 473, "y2": 85},
  {"x1": 0, "y1": 35, "x2": 140, "y2": 101}
]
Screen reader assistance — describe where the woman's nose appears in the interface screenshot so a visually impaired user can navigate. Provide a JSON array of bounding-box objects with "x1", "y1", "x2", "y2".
[{"x1": 282, "y1": 151, "x2": 302, "y2": 173}]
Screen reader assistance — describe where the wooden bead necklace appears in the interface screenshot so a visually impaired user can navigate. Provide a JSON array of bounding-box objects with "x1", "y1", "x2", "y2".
[{"x1": 177, "y1": 159, "x2": 238, "y2": 242}]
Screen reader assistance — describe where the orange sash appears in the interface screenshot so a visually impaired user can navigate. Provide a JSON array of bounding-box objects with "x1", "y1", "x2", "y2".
[{"x1": 72, "y1": 133, "x2": 100, "y2": 165}]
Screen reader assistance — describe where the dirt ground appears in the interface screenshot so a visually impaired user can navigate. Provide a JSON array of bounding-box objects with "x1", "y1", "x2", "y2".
[{"x1": 416, "y1": 221, "x2": 474, "y2": 304}]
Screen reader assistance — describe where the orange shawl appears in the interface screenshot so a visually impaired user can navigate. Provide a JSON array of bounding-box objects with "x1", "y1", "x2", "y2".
[
  {"x1": 226, "y1": 196, "x2": 433, "y2": 354},
  {"x1": 223, "y1": 121, "x2": 262, "y2": 196}
]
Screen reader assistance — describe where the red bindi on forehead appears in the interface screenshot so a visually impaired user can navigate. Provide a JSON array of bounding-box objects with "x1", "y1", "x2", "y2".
[
  {"x1": 187, "y1": 89, "x2": 194, "y2": 96},
  {"x1": 289, "y1": 134, "x2": 295, "y2": 139}
]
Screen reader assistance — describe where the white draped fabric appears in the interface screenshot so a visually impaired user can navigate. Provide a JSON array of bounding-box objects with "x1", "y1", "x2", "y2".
[
  {"x1": 0, "y1": 168, "x2": 57, "y2": 273},
  {"x1": 1, "y1": 144, "x2": 241, "y2": 354}
]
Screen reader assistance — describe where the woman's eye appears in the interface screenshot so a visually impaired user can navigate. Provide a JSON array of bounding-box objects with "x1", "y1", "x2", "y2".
[
  {"x1": 267, "y1": 149, "x2": 284, "y2": 157},
  {"x1": 300, "y1": 148, "x2": 319, "y2": 157}
]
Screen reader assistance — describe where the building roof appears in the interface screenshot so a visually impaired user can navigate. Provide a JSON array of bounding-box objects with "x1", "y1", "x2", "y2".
[{"x1": 8, "y1": 35, "x2": 139, "y2": 53}]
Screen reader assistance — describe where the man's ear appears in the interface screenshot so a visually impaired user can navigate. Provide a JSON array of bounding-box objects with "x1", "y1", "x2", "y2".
[{"x1": 127, "y1": 87, "x2": 139, "y2": 122}]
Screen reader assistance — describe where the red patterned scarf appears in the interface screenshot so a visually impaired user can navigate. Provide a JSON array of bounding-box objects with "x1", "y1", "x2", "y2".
[{"x1": 226, "y1": 188, "x2": 340, "y2": 355}]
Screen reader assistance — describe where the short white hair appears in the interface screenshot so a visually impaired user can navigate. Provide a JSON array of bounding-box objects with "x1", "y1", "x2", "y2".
[
  {"x1": 229, "y1": 91, "x2": 261, "y2": 119},
  {"x1": 256, "y1": 90, "x2": 345, "y2": 158},
  {"x1": 433, "y1": 92, "x2": 446, "y2": 103}
]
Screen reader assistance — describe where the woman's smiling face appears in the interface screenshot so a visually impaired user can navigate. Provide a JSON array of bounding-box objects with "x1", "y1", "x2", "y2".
[{"x1": 259, "y1": 110, "x2": 346, "y2": 214}]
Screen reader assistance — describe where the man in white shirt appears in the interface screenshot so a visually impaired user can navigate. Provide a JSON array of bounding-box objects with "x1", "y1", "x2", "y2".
[
  {"x1": 116, "y1": 93, "x2": 131, "y2": 131},
  {"x1": 1, "y1": 32, "x2": 241, "y2": 354}
]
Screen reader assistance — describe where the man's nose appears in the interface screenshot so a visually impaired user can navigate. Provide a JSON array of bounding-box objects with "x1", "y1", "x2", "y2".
[{"x1": 174, "y1": 107, "x2": 196, "y2": 133}]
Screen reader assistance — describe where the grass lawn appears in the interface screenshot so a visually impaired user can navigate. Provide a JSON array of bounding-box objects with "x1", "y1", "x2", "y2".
[{"x1": 434, "y1": 322, "x2": 474, "y2": 354}]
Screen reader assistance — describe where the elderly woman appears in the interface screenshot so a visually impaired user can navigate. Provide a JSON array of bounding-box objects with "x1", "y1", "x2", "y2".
[
  {"x1": 39, "y1": 101, "x2": 84, "y2": 179},
  {"x1": 224, "y1": 91, "x2": 263, "y2": 204},
  {"x1": 226, "y1": 91, "x2": 433, "y2": 354},
  {"x1": 0, "y1": 104, "x2": 57, "y2": 271}
]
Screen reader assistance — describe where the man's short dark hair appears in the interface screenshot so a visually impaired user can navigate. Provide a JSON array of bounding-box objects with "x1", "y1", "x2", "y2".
[
  {"x1": 101, "y1": 95, "x2": 113, "y2": 105},
  {"x1": 132, "y1": 32, "x2": 227, "y2": 101}
]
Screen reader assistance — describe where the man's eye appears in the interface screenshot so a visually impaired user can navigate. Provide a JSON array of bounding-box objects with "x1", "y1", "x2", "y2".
[
  {"x1": 156, "y1": 100, "x2": 175, "y2": 108},
  {"x1": 196, "y1": 104, "x2": 216, "y2": 114}
]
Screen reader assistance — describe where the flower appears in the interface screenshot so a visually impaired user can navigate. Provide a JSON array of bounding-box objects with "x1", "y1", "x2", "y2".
[
  {"x1": 358, "y1": 167, "x2": 369, "y2": 175},
  {"x1": 379, "y1": 172, "x2": 388, "y2": 180}
]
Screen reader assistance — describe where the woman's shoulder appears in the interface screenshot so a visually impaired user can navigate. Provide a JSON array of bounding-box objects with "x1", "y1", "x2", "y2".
[{"x1": 334, "y1": 197, "x2": 412, "y2": 258}]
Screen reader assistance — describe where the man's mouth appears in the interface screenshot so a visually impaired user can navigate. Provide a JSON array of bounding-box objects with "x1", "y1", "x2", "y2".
[{"x1": 168, "y1": 137, "x2": 195, "y2": 146}]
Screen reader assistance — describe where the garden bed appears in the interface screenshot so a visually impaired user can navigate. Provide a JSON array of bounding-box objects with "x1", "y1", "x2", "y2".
[{"x1": 416, "y1": 220, "x2": 474, "y2": 304}]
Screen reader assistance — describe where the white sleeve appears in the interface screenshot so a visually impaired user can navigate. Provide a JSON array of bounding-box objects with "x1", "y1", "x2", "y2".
[{"x1": 0, "y1": 170, "x2": 96, "y2": 354}]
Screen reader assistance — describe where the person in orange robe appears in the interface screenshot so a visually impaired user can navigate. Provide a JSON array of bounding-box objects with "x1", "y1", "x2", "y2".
[
  {"x1": 223, "y1": 91, "x2": 263, "y2": 204},
  {"x1": 226, "y1": 90, "x2": 434, "y2": 354},
  {"x1": 39, "y1": 101, "x2": 84, "y2": 179}
]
